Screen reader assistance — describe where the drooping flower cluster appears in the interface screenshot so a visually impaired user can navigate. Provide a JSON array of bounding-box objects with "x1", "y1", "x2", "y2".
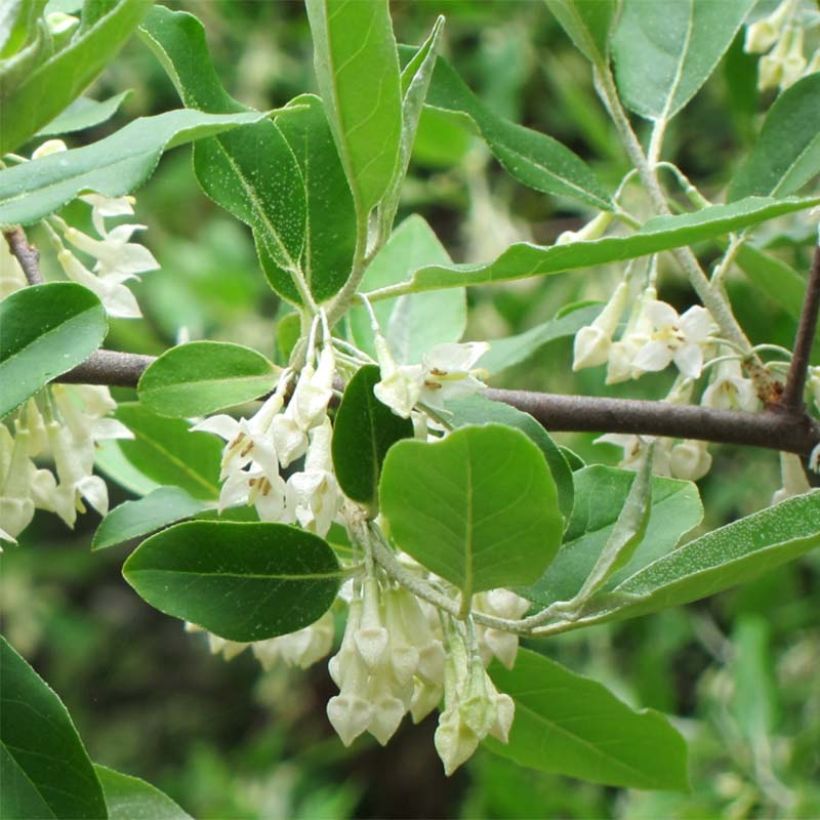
[
  {"x1": 0, "y1": 386, "x2": 132, "y2": 545},
  {"x1": 744, "y1": 0, "x2": 819, "y2": 91}
]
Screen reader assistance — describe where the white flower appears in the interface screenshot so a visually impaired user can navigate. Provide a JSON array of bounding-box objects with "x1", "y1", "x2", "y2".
[
  {"x1": 0, "y1": 238, "x2": 28, "y2": 297},
  {"x1": 64, "y1": 223, "x2": 159, "y2": 279},
  {"x1": 252, "y1": 610, "x2": 335, "y2": 671},
  {"x1": 474, "y1": 589, "x2": 530, "y2": 669},
  {"x1": 556, "y1": 211, "x2": 614, "y2": 245},
  {"x1": 184, "y1": 622, "x2": 248, "y2": 661},
  {"x1": 772, "y1": 452, "x2": 811, "y2": 505},
  {"x1": 31, "y1": 139, "x2": 67, "y2": 159},
  {"x1": 0, "y1": 427, "x2": 37, "y2": 538},
  {"x1": 631, "y1": 301, "x2": 715, "y2": 379},
  {"x1": 56, "y1": 247, "x2": 142, "y2": 318},
  {"x1": 79, "y1": 193, "x2": 136, "y2": 237},
  {"x1": 573, "y1": 281, "x2": 629, "y2": 371},
  {"x1": 596, "y1": 433, "x2": 672, "y2": 476},
  {"x1": 744, "y1": 0, "x2": 790, "y2": 53},
  {"x1": 701, "y1": 358, "x2": 758, "y2": 412},
  {"x1": 669, "y1": 440, "x2": 712, "y2": 481},
  {"x1": 606, "y1": 287, "x2": 656, "y2": 385}
]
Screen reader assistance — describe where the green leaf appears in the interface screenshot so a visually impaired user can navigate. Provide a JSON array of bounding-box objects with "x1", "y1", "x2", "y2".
[
  {"x1": 137, "y1": 341, "x2": 278, "y2": 418},
  {"x1": 36, "y1": 90, "x2": 130, "y2": 136},
  {"x1": 582, "y1": 491, "x2": 820, "y2": 625},
  {"x1": 486, "y1": 648, "x2": 689, "y2": 790},
  {"x1": 404, "y1": 46, "x2": 611, "y2": 210},
  {"x1": 275, "y1": 94, "x2": 357, "y2": 303},
  {"x1": 0, "y1": 0, "x2": 45, "y2": 58},
  {"x1": 612, "y1": 0, "x2": 755, "y2": 122},
  {"x1": 0, "y1": 107, "x2": 266, "y2": 228},
  {"x1": 0, "y1": 637, "x2": 108, "y2": 819},
  {"x1": 0, "y1": 282, "x2": 107, "y2": 418},
  {"x1": 122, "y1": 521, "x2": 343, "y2": 642},
  {"x1": 446, "y1": 395, "x2": 574, "y2": 526},
  {"x1": 95, "y1": 439, "x2": 163, "y2": 497},
  {"x1": 349, "y1": 215, "x2": 466, "y2": 363},
  {"x1": 92, "y1": 486, "x2": 208, "y2": 551},
  {"x1": 729, "y1": 73, "x2": 820, "y2": 201},
  {"x1": 0, "y1": 0, "x2": 152, "y2": 154},
  {"x1": 544, "y1": 0, "x2": 618, "y2": 67},
  {"x1": 378, "y1": 195, "x2": 820, "y2": 295},
  {"x1": 331, "y1": 364, "x2": 413, "y2": 511},
  {"x1": 735, "y1": 243, "x2": 807, "y2": 321},
  {"x1": 380, "y1": 424, "x2": 563, "y2": 598},
  {"x1": 524, "y1": 465, "x2": 702, "y2": 606},
  {"x1": 306, "y1": 0, "x2": 402, "y2": 224},
  {"x1": 730, "y1": 616, "x2": 778, "y2": 744},
  {"x1": 95, "y1": 765, "x2": 191, "y2": 820},
  {"x1": 113, "y1": 403, "x2": 222, "y2": 500},
  {"x1": 139, "y1": 6, "x2": 309, "y2": 304},
  {"x1": 478, "y1": 302, "x2": 602, "y2": 375}
]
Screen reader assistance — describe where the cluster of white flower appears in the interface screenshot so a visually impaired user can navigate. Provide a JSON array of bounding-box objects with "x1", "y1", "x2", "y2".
[
  {"x1": 744, "y1": 0, "x2": 819, "y2": 91},
  {"x1": 0, "y1": 386, "x2": 132, "y2": 545},
  {"x1": 27, "y1": 140, "x2": 160, "y2": 319}
]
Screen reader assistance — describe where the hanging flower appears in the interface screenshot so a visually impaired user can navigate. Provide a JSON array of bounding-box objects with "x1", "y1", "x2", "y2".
[
  {"x1": 701, "y1": 357, "x2": 758, "y2": 412},
  {"x1": 573, "y1": 281, "x2": 629, "y2": 371}
]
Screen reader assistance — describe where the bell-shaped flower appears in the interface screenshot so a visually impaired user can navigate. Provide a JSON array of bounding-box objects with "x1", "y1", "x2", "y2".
[
  {"x1": 63, "y1": 223, "x2": 159, "y2": 279},
  {"x1": 596, "y1": 432, "x2": 673, "y2": 476},
  {"x1": 252, "y1": 610, "x2": 335, "y2": 671},
  {"x1": 772, "y1": 453, "x2": 811, "y2": 505},
  {"x1": 184, "y1": 622, "x2": 248, "y2": 661},
  {"x1": 0, "y1": 427, "x2": 37, "y2": 538},
  {"x1": 631, "y1": 301, "x2": 714, "y2": 379},
  {"x1": 79, "y1": 193, "x2": 136, "y2": 237},
  {"x1": 744, "y1": 0, "x2": 790, "y2": 53},
  {"x1": 701, "y1": 358, "x2": 758, "y2": 412},
  {"x1": 51, "y1": 384, "x2": 132, "y2": 444},
  {"x1": 419, "y1": 342, "x2": 490, "y2": 410},
  {"x1": 56, "y1": 247, "x2": 142, "y2": 318},
  {"x1": 573, "y1": 281, "x2": 630, "y2": 371},
  {"x1": 605, "y1": 287, "x2": 656, "y2": 384},
  {"x1": 373, "y1": 334, "x2": 424, "y2": 419},
  {"x1": 290, "y1": 344, "x2": 336, "y2": 431},
  {"x1": 474, "y1": 589, "x2": 530, "y2": 669},
  {"x1": 670, "y1": 440, "x2": 712, "y2": 481}
]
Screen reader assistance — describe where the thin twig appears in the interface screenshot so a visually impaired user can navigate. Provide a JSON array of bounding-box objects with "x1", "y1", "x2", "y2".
[
  {"x1": 3, "y1": 228, "x2": 45, "y2": 285},
  {"x1": 781, "y1": 245, "x2": 820, "y2": 412}
]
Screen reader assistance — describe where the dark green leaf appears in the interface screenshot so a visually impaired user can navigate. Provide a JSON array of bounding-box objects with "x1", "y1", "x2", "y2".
[
  {"x1": 113, "y1": 403, "x2": 222, "y2": 500},
  {"x1": 95, "y1": 765, "x2": 191, "y2": 820},
  {"x1": 404, "y1": 47, "x2": 611, "y2": 209},
  {"x1": 137, "y1": 341, "x2": 278, "y2": 418},
  {"x1": 0, "y1": 0, "x2": 151, "y2": 154},
  {"x1": 36, "y1": 90, "x2": 130, "y2": 136},
  {"x1": 122, "y1": 521, "x2": 343, "y2": 641},
  {"x1": 0, "y1": 637, "x2": 108, "y2": 819},
  {"x1": 729, "y1": 73, "x2": 820, "y2": 201},
  {"x1": 331, "y1": 364, "x2": 413, "y2": 510},
  {"x1": 0, "y1": 107, "x2": 266, "y2": 227},
  {"x1": 446, "y1": 395, "x2": 574, "y2": 526},
  {"x1": 378, "y1": 195, "x2": 819, "y2": 295},
  {"x1": 0, "y1": 283, "x2": 107, "y2": 418},
  {"x1": 612, "y1": 0, "x2": 755, "y2": 121},
  {"x1": 306, "y1": 0, "x2": 402, "y2": 223},
  {"x1": 92, "y1": 486, "x2": 208, "y2": 551},
  {"x1": 525, "y1": 465, "x2": 702, "y2": 605},
  {"x1": 380, "y1": 424, "x2": 563, "y2": 597},
  {"x1": 486, "y1": 648, "x2": 689, "y2": 790}
]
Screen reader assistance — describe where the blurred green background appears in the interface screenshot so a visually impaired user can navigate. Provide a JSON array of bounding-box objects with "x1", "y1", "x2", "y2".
[{"x1": 3, "y1": 1, "x2": 819, "y2": 817}]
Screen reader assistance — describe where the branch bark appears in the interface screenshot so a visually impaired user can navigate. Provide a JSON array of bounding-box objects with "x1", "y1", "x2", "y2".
[{"x1": 3, "y1": 228, "x2": 45, "y2": 285}]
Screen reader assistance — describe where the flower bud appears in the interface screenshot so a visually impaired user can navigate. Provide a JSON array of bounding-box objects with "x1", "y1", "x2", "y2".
[{"x1": 670, "y1": 440, "x2": 712, "y2": 481}]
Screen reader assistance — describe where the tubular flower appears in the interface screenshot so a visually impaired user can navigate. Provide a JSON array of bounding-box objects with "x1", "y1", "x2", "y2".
[{"x1": 573, "y1": 281, "x2": 630, "y2": 371}]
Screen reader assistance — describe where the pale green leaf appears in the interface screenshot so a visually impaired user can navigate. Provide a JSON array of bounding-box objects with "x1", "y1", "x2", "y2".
[
  {"x1": 96, "y1": 766, "x2": 191, "y2": 820},
  {"x1": 486, "y1": 648, "x2": 689, "y2": 790},
  {"x1": 36, "y1": 90, "x2": 130, "y2": 136},
  {"x1": 0, "y1": 283, "x2": 107, "y2": 418},
  {"x1": 137, "y1": 341, "x2": 278, "y2": 418},
  {"x1": 380, "y1": 424, "x2": 563, "y2": 598},
  {"x1": 0, "y1": 107, "x2": 265, "y2": 227},
  {"x1": 306, "y1": 0, "x2": 402, "y2": 222},
  {"x1": 122, "y1": 521, "x2": 343, "y2": 642},
  {"x1": 544, "y1": 0, "x2": 619, "y2": 67},
  {"x1": 612, "y1": 0, "x2": 755, "y2": 121},
  {"x1": 0, "y1": 637, "x2": 108, "y2": 819}
]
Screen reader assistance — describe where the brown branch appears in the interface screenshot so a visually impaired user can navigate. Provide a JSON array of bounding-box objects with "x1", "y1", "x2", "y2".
[
  {"x1": 781, "y1": 244, "x2": 820, "y2": 412},
  {"x1": 3, "y1": 228, "x2": 44, "y2": 285},
  {"x1": 54, "y1": 350, "x2": 820, "y2": 459}
]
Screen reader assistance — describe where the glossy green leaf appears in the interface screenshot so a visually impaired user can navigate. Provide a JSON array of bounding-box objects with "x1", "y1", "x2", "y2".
[
  {"x1": 306, "y1": 0, "x2": 402, "y2": 223},
  {"x1": 524, "y1": 465, "x2": 702, "y2": 605},
  {"x1": 95, "y1": 766, "x2": 191, "y2": 820},
  {"x1": 331, "y1": 364, "x2": 413, "y2": 510},
  {"x1": 139, "y1": 6, "x2": 310, "y2": 304},
  {"x1": 581, "y1": 491, "x2": 820, "y2": 625},
  {"x1": 349, "y1": 215, "x2": 466, "y2": 363},
  {"x1": 92, "y1": 486, "x2": 208, "y2": 551},
  {"x1": 478, "y1": 302, "x2": 602, "y2": 375},
  {"x1": 123, "y1": 521, "x2": 343, "y2": 642},
  {"x1": 0, "y1": 283, "x2": 107, "y2": 418},
  {"x1": 380, "y1": 424, "x2": 563, "y2": 597},
  {"x1": 138, "y1": 341, "x2": 278, "y2": 418},
  {"x1": 612, "y1": 0, "x2": 755, "y2": 121},
  {"x1": 407, "y1": 47, "x2": 611, "y2": 210},
  {"x1": 544, "y1": 0, "x2": 618, "y2": 67},
  {"x1": 446, "y1": 395, "x2": 574, "y2": 526},
  {"x1": 0, "y1": 637, "x2": 108, "y2": 819},
  {"x1": 275, "y1": 94, "x2": 357, "y2": 302},
  {"x1": 0, "y1": 0, "x2": 151, "y2": 154},
  {"x1": 0, "y1": 107, "x2": 265, "y2": 227},
  {"x1": 729, "y1": 73, "x2": 820, "y2": 201},
  {"x1": 486, "y1": 648, "x2": 689, "y2": 790},
  {"x1": 36, "y1": 90, "x2": 130, "y2": 136},
  {"x1": 374, "y1": 195, "x2": 820, "y2": 295},
  {"x1": 95, "y1": 439, "x2": 163, "y2": 497},
  {"x1": 113, "y1": 403, "x2": 222, "y2": 500}
]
